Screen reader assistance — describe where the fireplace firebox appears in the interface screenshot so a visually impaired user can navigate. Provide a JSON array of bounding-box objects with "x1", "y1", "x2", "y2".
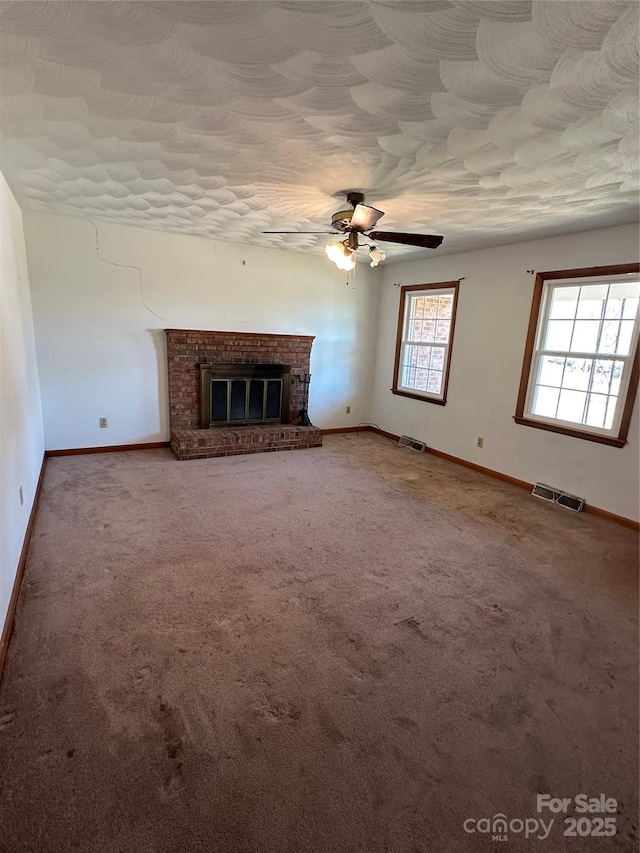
[{"x1": 200, "y1": 363, "x2": 291, "y2": 428}]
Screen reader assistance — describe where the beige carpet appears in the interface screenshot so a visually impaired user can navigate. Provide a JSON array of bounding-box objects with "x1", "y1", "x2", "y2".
[{"x1": 0, "y1": 433, "x2": 637, "y2": 852}]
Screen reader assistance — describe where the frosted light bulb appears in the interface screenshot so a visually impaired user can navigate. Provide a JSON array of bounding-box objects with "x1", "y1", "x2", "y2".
[
  {"x1": 325, "y1": 241, "x2": 356, "y2": 271},
  {"x1": 368, "y1": 246, "x2": 386, "y2": 267}
]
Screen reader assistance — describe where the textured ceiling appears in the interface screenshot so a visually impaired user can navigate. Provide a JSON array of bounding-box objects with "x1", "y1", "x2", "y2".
[{"x1": 0, "y1": 0, "x2": 638, "y2": 260}]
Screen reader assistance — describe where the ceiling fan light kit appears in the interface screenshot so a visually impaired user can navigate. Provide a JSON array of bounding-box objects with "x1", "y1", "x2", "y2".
[{"x1": 264, "y1": 191, "x2": 444, "y2": 270}]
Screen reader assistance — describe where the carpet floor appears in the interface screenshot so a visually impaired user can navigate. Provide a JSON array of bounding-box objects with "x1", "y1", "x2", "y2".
[{"x1": 0, "y1": 433, "x2": 637, "y2": 852}]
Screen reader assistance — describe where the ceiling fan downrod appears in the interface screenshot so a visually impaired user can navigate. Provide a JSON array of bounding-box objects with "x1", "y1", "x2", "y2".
[{"x1": 346, "y1": 192, "x2": 365, "y2": 208}]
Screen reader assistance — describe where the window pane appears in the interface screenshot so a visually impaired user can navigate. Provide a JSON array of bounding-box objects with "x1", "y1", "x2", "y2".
[
  {"x1": 616, "y1": 320, "x2": 635, "y2": 355},
  {"x1": 544, "y1": 320, "x2": 573, "y2": 350},
  {"x1": 609, "y1": 281, "x2": 640, "y2": 313},
  {"x1": 622, "y1": 296, "x2": 639, "y2": 319},
  {"x1": 435, "y1": 320, "x2": 451, "y2": 343},
  {"x1": 562, "y1": 358, "x2": 591, "y2": 391},
  {"x1": 427, "y1": 371, "x2": 443, "y2": 394},
  {"x1": 549, "y1": 286, "x2": 579, "y2": 319},
  {"x1": 424, "y1": 296, "x2": 438, "y2": 318},
  {"x1": 610, "y1": 361, "x2": 624, "y2": 395},
  {"x1": 532, "y1": 385, "x2": 559, "y2": 418},
  {"x1": 570, "y1": 320, "x2": 599, "y2": 352},
  {"x1": 437, "y1": 295, "x2": 453, "y2": 318},
  {"x1": 414, "y1": 368, "x2": 428, "y2": 390},
  {"x1": 592, "y1": 360, "x2": 614, "y2": 394},
  {"x1": 585, "y1": 393, "x2": 607, "y2": 428},
  {"x1": 556, "y1": 388, "x2": 587, "y2": 423},
  {"x1": 416, "y1": 346, "x2": 431, "y2": 367},
  {"x1": 598, "y1": 319, "x2": 620, "y2": 353},
  {"x1": 430, "y1": 347, "x2": 445, "y2": 370},
  {"x1": 604, "y1": 397, "x2": 616, "y2": 429},
  {"x1": 576, "y1": 284, "x2": 607, "y2": 319},
  {"x1": 538, "y1": 356, "x2": 565, "y2": 387},
  {"x1": 412, "y1": 297, "x2": 425, "y2": 319},
  {"x1": 423, "y1": 319, "x2": 435, "y2": 342},
  {"x1": 402, "y1": 345, "x2": 419, "y2": 368},
  {"x1": 604, "y1": 297, "x2": 623, "y2": 320},
  {"x1": 422, "y1": 320, "x2": 436, "y2": 342},
  {"x1": 402, "y1": 365, "x2": 414, "y2": 387}
]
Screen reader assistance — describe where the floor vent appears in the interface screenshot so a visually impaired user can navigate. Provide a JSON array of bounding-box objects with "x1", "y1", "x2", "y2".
[
  {"x1": 531, "y1": 482, "x2": 585, "y2": 513},
  {"x1": 399, "y1": 435, "x2": 426, "y2": 452}
]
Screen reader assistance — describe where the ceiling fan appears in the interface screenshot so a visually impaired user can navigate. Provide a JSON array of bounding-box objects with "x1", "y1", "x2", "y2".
[{"x1": 263, "y1": 192, "x2": 444, "y2": 270}]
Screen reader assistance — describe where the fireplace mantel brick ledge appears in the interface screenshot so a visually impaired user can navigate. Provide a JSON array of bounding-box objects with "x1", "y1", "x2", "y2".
[{"x1": 166, "y1": 329, "x2": 322, "y2": 461}]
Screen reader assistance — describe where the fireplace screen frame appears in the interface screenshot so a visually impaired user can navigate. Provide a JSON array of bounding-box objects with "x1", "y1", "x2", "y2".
[{"x1": 199, "y1": 363, "x2": 291, "y2": 428}]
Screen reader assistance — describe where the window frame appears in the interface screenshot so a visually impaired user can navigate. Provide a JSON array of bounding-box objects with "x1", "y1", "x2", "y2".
[
  {"x1": 392, "y1": 281, "x2": 459, "y2": 406},
  {"x1": 514, "y1": 263, "x2": 640, "y2": 448}
]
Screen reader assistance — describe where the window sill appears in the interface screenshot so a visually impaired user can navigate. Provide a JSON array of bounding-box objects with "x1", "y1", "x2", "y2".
[
  {"x1": 513, "y1": 416, "x2": 626, "y2": 447},
  {"x1": 392, "y1": 388, "x2": 446, "y2": 406}
]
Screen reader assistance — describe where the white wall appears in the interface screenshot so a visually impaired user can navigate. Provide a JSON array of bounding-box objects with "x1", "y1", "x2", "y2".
[
  {"x1": 23, "y1": 212, "x2": 380, "y2": 450},
  {"x1": 0, "y1": 176, "x2": 44, "y2": 630},
  {"x1": 371, "y1": 223, "x2": 640, "y2": 521},
  {"x1": 18, "y1": 208, "x2": 640, "y2": 521}
]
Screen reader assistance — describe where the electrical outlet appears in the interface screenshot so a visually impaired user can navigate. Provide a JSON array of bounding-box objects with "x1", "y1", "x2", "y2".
[
  {"x1": 19, "y1": 486, "x2": 23, "y2": 506},
  {"x1": 476, "y1": 436, "x2": 484, "y2": 448},
  {"x1": 99, "y1": 417, "x2": 108, "y2": 428},
  {"x1": 345, "y1": 405, "x2": 351, "y2": 414}
]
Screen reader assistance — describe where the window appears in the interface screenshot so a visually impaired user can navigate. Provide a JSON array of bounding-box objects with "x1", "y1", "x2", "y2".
[
  {"x1": 392, "y1": 281, "x2": 459, "y2": 405},
  {"x1": 515, "y1": 264, "x2": 640, "y2": 447}
]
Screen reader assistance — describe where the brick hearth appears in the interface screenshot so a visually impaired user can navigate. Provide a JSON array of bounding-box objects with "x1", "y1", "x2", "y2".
[
  {"x1": 170, "y1": 424, "x2": 323, "y2": 460},
  {"x1": 166, "y1": 329, "x2": 323, "y2": 461}
]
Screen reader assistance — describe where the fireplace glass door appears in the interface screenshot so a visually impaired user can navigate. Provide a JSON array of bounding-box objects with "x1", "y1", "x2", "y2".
[
  {"x1": 211, "y1": 378, "x2": 283, "y2": 424},
  {"x1": 200, "y1": 363, "x2": 290, "y2": 428}
]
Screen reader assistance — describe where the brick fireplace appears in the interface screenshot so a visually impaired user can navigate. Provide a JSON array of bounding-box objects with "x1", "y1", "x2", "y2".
[{"x1": 166, "y1": 329, "x2": 323, "y2": 461}]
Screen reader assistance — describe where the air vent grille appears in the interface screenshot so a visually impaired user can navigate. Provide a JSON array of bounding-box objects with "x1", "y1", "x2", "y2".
[
  {"x1": 399, "y1": 435, "x2": 426, "y2": 452},
  {"x1": 532, "y1": 482, "x2": 584, "y2": 513}
]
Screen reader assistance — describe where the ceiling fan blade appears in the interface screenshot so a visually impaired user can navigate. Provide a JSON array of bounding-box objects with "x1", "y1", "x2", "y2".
[
  {"x1": 368, "y1": 231, "x2": 444, "y2": 249},
  {"x1": 350, "y1": 203, "x2": 384, "y2": 231},
  {"x1": 261, "y1": 231, "x2": 335, "y2": 234}
]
